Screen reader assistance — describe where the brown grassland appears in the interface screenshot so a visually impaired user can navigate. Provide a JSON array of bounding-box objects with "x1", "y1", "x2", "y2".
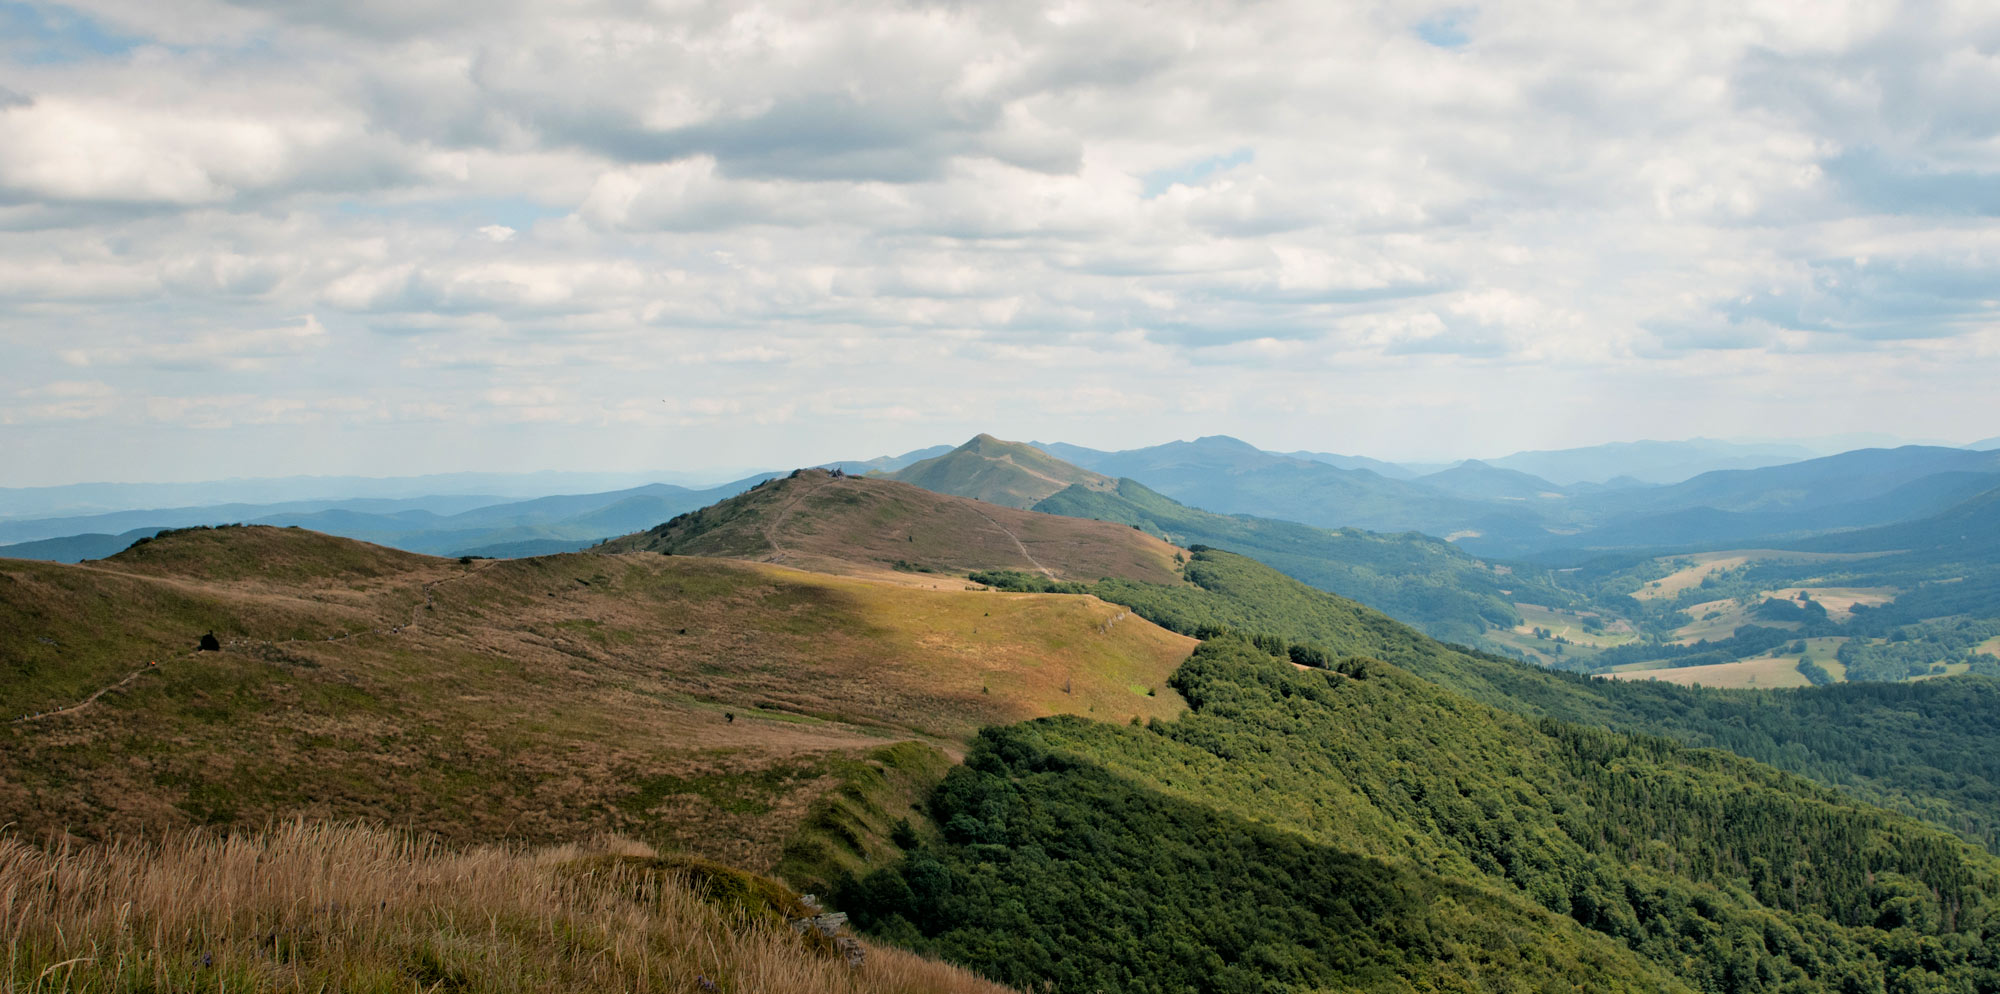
[
  {"x1": 2, "y1": 526, "x2": 1192, "y2": 884},
  {"x1": 0, "y1": 821, "x2": 1011, "y2": 994},
  {"x1": 603, "y1": 469, "x2": 1185, "y2": 586}
]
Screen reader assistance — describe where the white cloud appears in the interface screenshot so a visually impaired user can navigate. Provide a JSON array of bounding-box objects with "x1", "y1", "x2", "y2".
[
  {"x1": 1, "y1": 0, "x2": 1997, "y2": 483},
  {"x1": 59, "y1": 316, "x2": 328, "y2": 371}
]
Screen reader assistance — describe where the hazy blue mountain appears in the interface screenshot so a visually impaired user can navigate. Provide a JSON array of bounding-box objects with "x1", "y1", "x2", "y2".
[
  {"x1": 452, "y1": 537, "x2": 604, "y2": 558},
  {"x1": 0, "y1": 475, "x2": 775, "y2": 563},
  {"x1": 1276, "y1": 450, "x2": 1421, "y2": 479},
  {"x1": 1024, "y1": 437, "x2": 2000, "y2": 559},
  {"x1": 1027, "y1": 440, "x2": 1114, "y2": 468},
  {"x1": 0, "y1": 527, "x2": 168, "y2": 563},
  {"x1": 1783, "y1": 432, "x2": 1962, "y2": 454},
  {"x1": 0, "y1": 495, "x2": 507, "y2": 546},
  {"x1": 1483, "y1": 438, "x2": 1816, "y2": 485},
  {"x1": 0, "y1": 470, "x2": 770, "y2": 520},
  {"x1": 1969, "y1": 436, "x2": 2000, "y2": 451},
  {"x1": 822, "y1": 444, "x2": 955, "y2": 474},
  {"x1": 1413, "y1": 460, "x2": 1569, "y2": 500},
  {"x1": 1577, "y1": 446, "x2": 2000, "y2": 518},
  {"x1": 1791, "y1": 484, "x2": 2000, "y2": 557},
  {"x1": 1055, "y1": 435, "x2": 1525, "y2": 535}
]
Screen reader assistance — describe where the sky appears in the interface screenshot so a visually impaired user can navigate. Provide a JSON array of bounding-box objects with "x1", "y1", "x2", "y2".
[{"x1": 2, "y1": 0, "x2": 1998, "y2": 486}]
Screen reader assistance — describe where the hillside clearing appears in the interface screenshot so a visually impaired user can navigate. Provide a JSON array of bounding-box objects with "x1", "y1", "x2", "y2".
[{"x1": 1605, "y1": 655, "x2": 1817, "y2": 688}]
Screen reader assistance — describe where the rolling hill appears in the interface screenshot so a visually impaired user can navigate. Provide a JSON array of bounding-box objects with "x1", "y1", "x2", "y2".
[
  {"x1": 1412, "y1": 458, "x2": 1569, "y2": 500},
  {"x1": 860, "y1": 435, "x2": 1562, "y2": 645},
  {"x1": 883, "y1": 434, "x2": 1115, "y2": 508},
  {"x1": 3, "y1": 524, "x2": 1193, "y2": 881},
  {"x1": 601, "y1": 468, "x2": 1185, "y2": 586}
]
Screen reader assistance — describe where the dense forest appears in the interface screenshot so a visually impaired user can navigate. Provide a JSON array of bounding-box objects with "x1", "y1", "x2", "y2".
[
  {"x1": 979, "y1": 548, "x2": 2000, "y2": 854},
  {"x1": 842, "y1": 638, "x2": 2000, "y2": 993}
]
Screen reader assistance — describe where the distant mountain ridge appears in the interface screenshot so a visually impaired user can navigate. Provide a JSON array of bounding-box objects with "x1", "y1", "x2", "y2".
[
  {"x1": 1482, "y1": 438, "x2": 1819, "y2": 485},
  {"x1": 875, "y1": 435, "x2": 1560, "y2": 645},
  {"x1": 1412, "y1": 459, "x2": 1568, "y2": 501}
]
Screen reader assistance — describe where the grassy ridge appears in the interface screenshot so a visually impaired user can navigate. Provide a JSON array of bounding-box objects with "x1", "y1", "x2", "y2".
[
  {"x1": 1, "y1": 821, "x2": 1011, "y2": 994},
  {"x1": 886, "y1": 434, "x2": 1116, "y2": 508},
  {"x1": 604, "y1": 469, "x2": 1185, "y2": 586},
  {"x1": 2, "y1": 528, "x2": 1193, "y2": 877}
]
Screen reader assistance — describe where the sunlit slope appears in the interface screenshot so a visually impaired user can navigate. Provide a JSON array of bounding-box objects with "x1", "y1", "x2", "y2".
[
  {"x1": 601, "y1": 468, "x2": 1183, "y2": 585},
  {"x1": 2, "y1": 526, "x2": 1192, "y2": 878},
  {"x1": 884, "y1": 434, "x2": 1116, "y2": 509}
]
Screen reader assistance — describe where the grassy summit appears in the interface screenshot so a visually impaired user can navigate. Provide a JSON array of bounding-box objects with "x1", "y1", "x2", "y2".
[
  {"x1": 884, "y1": 434, "x2": 1117, "y2": 509},
  {"x1": 602, "y1": 467, "x2": 1183, "y2": 585}
]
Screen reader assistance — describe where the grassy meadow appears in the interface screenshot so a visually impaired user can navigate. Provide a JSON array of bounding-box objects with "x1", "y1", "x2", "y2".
[
  {"x1": 2, "y1": 528, "x2": 1192, "y2": 883},
  {"x1": 0, "y1": 821, "x2": 1010, "y2": 994}
]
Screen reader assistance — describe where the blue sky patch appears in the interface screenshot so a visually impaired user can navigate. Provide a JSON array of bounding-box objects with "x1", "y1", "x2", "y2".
[
  {"x1": 0, "y1": 2, "x2": 144, "y2": 63},
  {"x1": 1414, "y1": 9, "x2": 1472, "y2": 48},
  {"x1": 1142, "y1": 147, "x2": 1255, "y2": 198}
]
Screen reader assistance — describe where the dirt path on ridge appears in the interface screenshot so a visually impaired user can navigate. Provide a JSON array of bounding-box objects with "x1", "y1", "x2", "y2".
[{"x1": 971, "y1": 508, "x2": 1056, "y2": 579}]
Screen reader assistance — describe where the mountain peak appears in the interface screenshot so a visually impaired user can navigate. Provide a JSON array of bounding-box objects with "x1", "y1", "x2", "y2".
[
  {"x1": 602, "y1": 469, "x2": 1181, "y2": 585},
  {"x1": 1189, "y1": 435, "x2": 1260, "y2": 452},
  {"x1": 889, "y1": 434, "x2": 1115, "y2": 509}
]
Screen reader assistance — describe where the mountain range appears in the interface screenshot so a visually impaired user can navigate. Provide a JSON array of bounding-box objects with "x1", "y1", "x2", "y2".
[{"x1": 9, "y1": 461, "x2": 1999, "y2": 993}]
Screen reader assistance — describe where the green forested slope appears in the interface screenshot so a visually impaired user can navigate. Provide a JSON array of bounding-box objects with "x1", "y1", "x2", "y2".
[
  {"x1": 844, "y1": 638, "x2": 2000, "y2": 993},
  {"x1": 981, "y1": 548, "x2": 2000, "y2": 853},
  {"x1": 1034, "y1": 478, "x2": 1566, "y2": 644}
]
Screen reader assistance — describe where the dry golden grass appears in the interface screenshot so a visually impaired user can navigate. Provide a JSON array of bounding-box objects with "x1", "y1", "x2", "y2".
[
  {"x1": 1605, "y1": 656, "x2": 1815, "y2": 689},
  {"x1": 1757, "y1": 585, "x2": 1899, "y2": 621},
  {"x1": 0, "y1": 821, "x2": 1012, "y2": 994},
  {"x1": 1631, "y1": 554, "x2": 1755, "y2": 601},
  {"x1": 2, "y1": 529, "x2": 1192, "y2": 880}
]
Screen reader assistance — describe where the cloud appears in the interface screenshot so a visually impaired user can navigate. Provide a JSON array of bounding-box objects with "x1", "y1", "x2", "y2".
[
  {"x1": 0, "y1": 97, "x2": 430, "y2": 205},
  {"x1": 60, "y1": 315, "x2": 328, "y2": 371},
  {"x1": 3, "y1": 0, "x2": 1999, "y2": 483}
]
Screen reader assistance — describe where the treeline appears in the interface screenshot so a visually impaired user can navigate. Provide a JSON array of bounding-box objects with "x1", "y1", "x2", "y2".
[
  {"x1": 1837, "y1": 617, "x2": 2000, "y2": 682},
  {"x1": 1051, "y1": 547, "x2": 2000, "y2": 854},
  {"x1": 1584, "y1": 622, "x2": 1818, "y2": 672},
  {"x1": 842, "y1": 638, "x2": 2000, "y2": 993}
]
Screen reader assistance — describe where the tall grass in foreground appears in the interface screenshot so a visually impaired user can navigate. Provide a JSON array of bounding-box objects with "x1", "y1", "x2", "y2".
[{"x1": 0, "y1": 822, "x2": 1011, "y2": 994}]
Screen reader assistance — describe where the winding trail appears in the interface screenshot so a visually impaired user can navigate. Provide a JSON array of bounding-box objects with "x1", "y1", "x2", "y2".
[
  {"x1": 11, "y1": 561, "x2": 496, "y2": 727},
  {"x1": 760, "y1": 480, "x2": 815, "y2": 565},
  {"x1": 972, "y1": 508, "x2": 1055, "y2": 580},
  {"x1": 10, "y1": 668, "x2": 159, "y2": 725}
]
